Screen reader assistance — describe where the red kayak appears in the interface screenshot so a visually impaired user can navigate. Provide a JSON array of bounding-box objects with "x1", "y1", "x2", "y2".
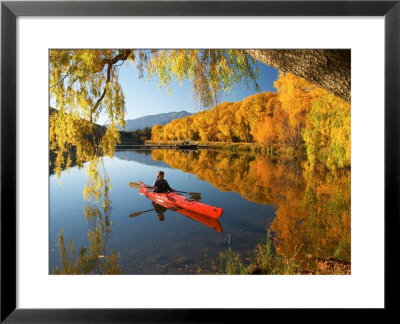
[{"x1": 138, "y1": 182, "x2": 223, "y2": 219}]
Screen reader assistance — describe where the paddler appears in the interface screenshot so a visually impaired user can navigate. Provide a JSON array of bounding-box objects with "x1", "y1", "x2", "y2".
[{"x1": 153, "y1": 171, "x2": 175, "y2": 193}]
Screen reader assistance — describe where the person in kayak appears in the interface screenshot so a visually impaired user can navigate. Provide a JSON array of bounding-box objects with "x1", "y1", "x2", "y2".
[{"x1": 153, "y1": 171, "x2": 175, "y2": 193}]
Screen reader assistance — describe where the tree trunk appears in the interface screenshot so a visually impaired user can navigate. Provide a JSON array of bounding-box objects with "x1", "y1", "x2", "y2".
[{"x1": 246, "y1": 49, "x2": 351, "y2": 103}]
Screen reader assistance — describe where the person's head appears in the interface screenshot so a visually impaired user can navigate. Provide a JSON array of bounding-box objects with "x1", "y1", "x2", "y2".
[{"x1": 157, "y1": 171, "x2": 164, "y2": 180}]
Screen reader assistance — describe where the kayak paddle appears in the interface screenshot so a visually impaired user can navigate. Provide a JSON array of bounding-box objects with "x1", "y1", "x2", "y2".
[
  {"x1": 128, "y1": 181, "x2": 143, "y2": 189},
  {"x1": 174, "y1": 190, "x2": 201, "y2": 200},
  {"x1": 129, "y1": 181, "x2": 201, "y2": 199},
  {"x1": 129, "y1": 208, "x2": 155, "y2": 218}
]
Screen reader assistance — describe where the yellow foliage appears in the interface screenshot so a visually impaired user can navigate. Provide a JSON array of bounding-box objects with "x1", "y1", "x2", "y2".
[{"x1": 151, "y1": 92, "x2": 279, "y2": 144}]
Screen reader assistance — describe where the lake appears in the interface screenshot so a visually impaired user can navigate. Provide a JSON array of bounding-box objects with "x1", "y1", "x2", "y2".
[{"x1": 49, "y1": 149, "x2": 351, "y2": 274}]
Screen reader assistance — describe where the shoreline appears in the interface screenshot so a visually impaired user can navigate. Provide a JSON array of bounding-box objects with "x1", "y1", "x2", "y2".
[{"x1": 145, "y1": 140, "x2": 307, "y2": 157}]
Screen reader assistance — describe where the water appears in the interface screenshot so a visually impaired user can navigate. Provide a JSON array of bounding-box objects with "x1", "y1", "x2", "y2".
[{"x1": 49, "y1": 149, "x2": 351, "y2": 274}]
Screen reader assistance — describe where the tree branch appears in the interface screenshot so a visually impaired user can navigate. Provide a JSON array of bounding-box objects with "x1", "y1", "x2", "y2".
[
  {"x1": 90, "y1": 50, "x2": 132, "y2": 123},
  {"x1": 50, "y1": 66, "x2": 72, "y2": 89},
  {"x1": 246, "y1": 49, "x2": 351, "y2": 103}
]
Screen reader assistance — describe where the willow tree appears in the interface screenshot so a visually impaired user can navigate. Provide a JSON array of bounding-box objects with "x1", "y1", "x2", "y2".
[{"x1": 49, "y1": 49, "x2": 260, "y2": 176}]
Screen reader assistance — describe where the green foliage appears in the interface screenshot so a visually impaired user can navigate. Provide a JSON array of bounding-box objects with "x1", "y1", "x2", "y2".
[
  {"x1": 215, "y1": 236, "x2": 248, "y2": 274},
  {"x1": 120, "y1": 127, "x2": 151, "y2": 143},
  {"x1": 302, "y1": 89, "x2": 351, "y2": 170},
  {"x1": 215, "y1": 232, "x2": 299, "y2": 275},
  {"x1": 252, "y1": 231, "x2": 299, "y2": 274}
]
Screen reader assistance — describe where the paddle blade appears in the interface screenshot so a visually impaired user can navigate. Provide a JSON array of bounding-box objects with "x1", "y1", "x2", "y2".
[
  {"x1": 129, "y1": 182, "x2": 140, "y2": 189},
  {"x1": 187, "y1": 192, "x2": 201, "y2": 197},
  {"x1": 188, "y1": 193, "x2": 201, "y2": 200},
  {"x1": 129, "y1": 181, "x2": 148, "y2": 189},
  {"x1": 129, "y1": 211, "x2": 144, "y2": 217},
  {"x1": 129, "y1": 208, "x2": 155, "y2": 217},
  {"x1": 174, "y1": 190, "x2": 201, "y2": 200}
]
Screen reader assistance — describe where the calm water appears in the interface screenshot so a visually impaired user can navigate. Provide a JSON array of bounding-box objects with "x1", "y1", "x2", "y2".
[{"x1": 49, "y1": 149, "x2": 351, "y2": 274}]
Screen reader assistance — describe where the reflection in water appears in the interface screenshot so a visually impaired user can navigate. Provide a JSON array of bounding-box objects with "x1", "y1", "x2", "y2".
[
  {"x1": 52, "y1": 149, "x2": 350, "y2": 274},
  {"x1": 153, "y1": 202, "x2": 167, "y2": 221},
  {"x1": 54, "y1": 158, "x2": 122, "y2": 274},
  {"x1": 271, "y1": 163, "x2": 351, "y2": 266},
  {"x1": 129, "y1": 200, "x2": 223, "y2": 233},
  {"x1": 150, "y1": 149, "x2": 351, "y2": 265}
]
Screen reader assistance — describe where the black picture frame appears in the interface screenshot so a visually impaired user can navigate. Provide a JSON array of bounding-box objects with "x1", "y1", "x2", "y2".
[{"x1": 1, "y1": 0, "x2": 398, "y2": 322}]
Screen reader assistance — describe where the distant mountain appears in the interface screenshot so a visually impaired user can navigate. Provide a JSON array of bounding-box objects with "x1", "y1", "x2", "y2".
[{"x1": 122, "y1": 111, "x2": 192, "y2": 131}]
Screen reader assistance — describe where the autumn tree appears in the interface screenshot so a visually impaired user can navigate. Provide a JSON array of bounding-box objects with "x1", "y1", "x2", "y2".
[
  {"x1": 151, "y1": 125, "x2": 165, "y2": 142},
  {"x1": 252, "y1": 116, "x2": 277, "y2": 151},
  {"x1": 273, "y1": 72, "x2": 321, "y2": 151},
  {"x1": 303, "y1": 92, "x2": 351, "y2": 169},
  {"x1": 216, "y1": 102, "x2": 236, "y2": 142}
]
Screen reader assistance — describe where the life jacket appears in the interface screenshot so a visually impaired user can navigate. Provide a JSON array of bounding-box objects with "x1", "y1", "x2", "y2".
[{"x1": 153, "y1": 179, "x2": 172, "y2": 193}]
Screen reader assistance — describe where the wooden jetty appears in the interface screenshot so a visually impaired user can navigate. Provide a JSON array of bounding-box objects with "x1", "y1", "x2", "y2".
[{"x1": 115, "y1": 143, "x2": 200, "y2": 150}]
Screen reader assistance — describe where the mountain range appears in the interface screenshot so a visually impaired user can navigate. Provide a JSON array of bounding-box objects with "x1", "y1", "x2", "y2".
[{"x1": 121, "y1": 111, "x2": 192, "y2": 131}]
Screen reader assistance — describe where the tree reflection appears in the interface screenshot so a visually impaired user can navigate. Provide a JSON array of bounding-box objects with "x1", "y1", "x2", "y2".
[
  {"x1": 151, "y1": 149, "x2": 351, "y2": 265},
  {"x1": 53, "y1": 158, "x2": 122, "y2": 274}
]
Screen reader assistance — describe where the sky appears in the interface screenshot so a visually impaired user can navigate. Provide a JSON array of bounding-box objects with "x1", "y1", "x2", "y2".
[{"x1": 118, "y1": 60, "x2": 279, "y2": 121}]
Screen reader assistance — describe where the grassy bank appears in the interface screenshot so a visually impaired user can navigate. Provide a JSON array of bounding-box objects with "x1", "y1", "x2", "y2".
[{"x1": 204, "y1": 232, "x2": 350, "y2": 275}]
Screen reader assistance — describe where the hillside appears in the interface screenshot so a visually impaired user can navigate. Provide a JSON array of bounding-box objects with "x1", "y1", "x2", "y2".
[{"x1": 122, "y1": 111, "x2": 192, "y2": 131}]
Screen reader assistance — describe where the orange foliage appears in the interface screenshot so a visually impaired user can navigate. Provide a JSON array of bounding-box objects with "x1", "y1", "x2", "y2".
[
  {"x1": 151, "y1": 92, "x2": 279, "y2": 144},
  {"x1": 150, "y1": 149, "x2": 351, "y2": 264}
]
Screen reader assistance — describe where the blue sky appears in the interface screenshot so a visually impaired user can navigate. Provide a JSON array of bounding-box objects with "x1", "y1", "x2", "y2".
[{"x1": 118, "y1": 60, "x2": 279, "y2": 121}]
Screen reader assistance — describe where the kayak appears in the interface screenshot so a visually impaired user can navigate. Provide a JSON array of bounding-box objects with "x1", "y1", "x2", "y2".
[
  {"x1": 138, "y1": 182, "x2": 223, "y2": 219},
  {"x1": 138, "y1": 188, "x2": 222, "y2": 232}
]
